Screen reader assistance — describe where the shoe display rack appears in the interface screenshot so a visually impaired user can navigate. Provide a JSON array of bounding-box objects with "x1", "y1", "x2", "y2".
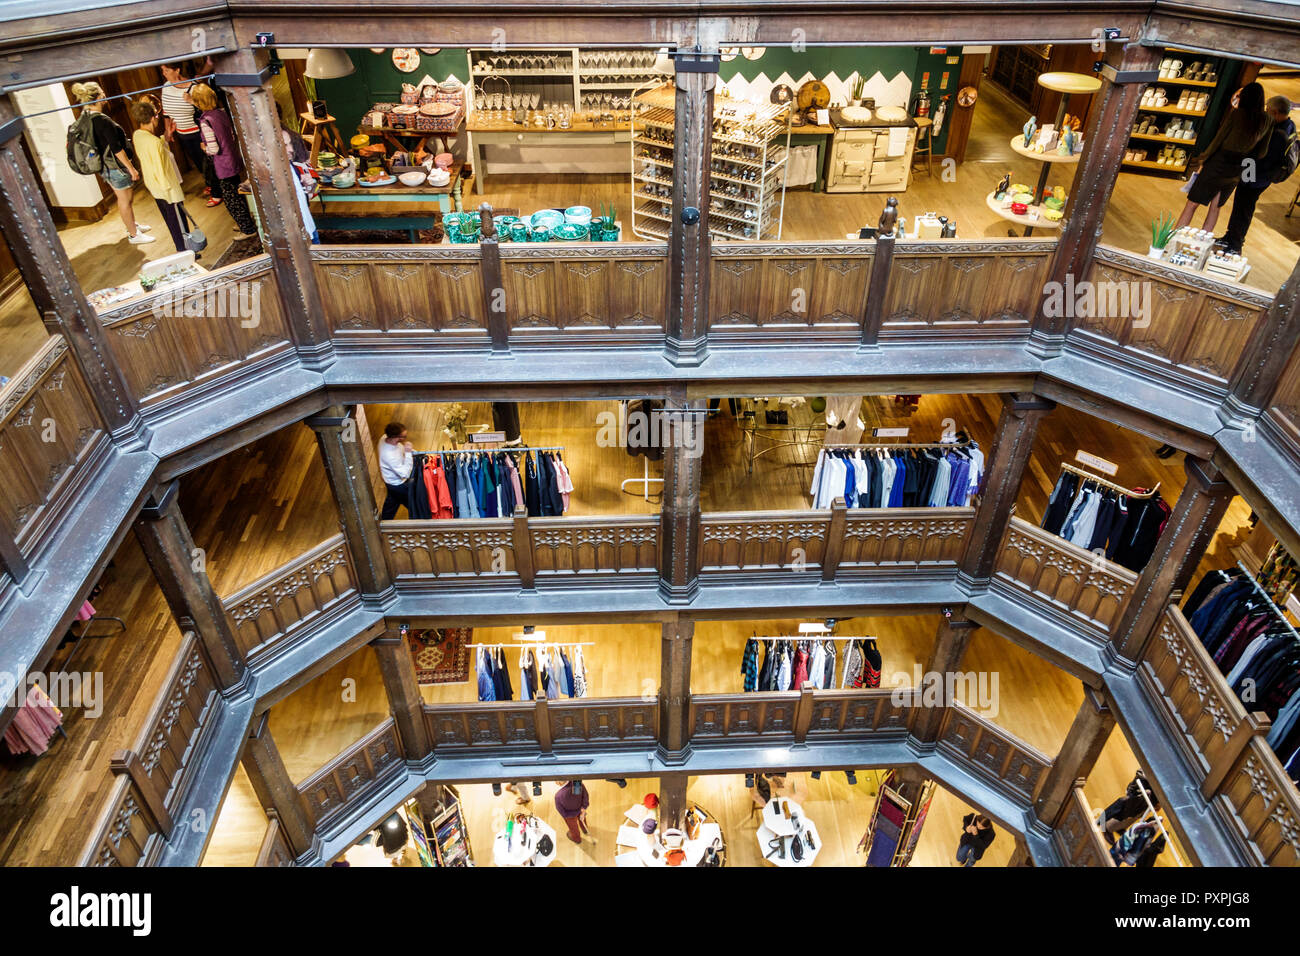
[
  {"x1": 630, "y1": 83, "x2": 792, "y2": 241},
  {"x1": 1123, "y1": 51, "x2": 1225, "y2": 175}
]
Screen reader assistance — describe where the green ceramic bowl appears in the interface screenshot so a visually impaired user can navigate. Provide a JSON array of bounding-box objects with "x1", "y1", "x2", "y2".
[
  {"x1": 510, "y1": 222, "x2": 529, "y2": 243},
  {"x1": 553, "y1": 222, "x2": 589, "y2": 241},
  {"x1": 529, "y1": 226, "x2": 551, "y2": 242}
]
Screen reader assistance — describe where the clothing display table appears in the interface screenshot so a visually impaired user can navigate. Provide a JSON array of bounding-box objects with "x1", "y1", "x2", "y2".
[
  {"x1": 736, "y1": 398, "x2": 823, "y2": 475},
  {"x1": 614, "y1": 804, "x2": 724, "y2": 867},
  {"x1": 757, "y1": 797, "x2": 821, "y2": 867},
  {"x1": 492, "y1": 814, "x2": 557, "y2": 867}
]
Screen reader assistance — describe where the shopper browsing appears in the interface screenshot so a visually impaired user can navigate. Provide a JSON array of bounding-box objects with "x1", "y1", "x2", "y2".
[
  {"x1": 129, "y1": 98, "x2": 189, "y2": 253},
  {"x1": 1219, "y1": 95, "x2": 1297, "y2": 254},
  {"x1": 379, "y1": 422, "x2": 415, "y2": 520},
  {"x1": 189, "y1": 82, "x2": 259, "y2": 240},
  {"x1": 159, "y1": 60, "x2": 220, "y2": 201},
  {"x1": 1175, "y1": 81, "x2": 1271, "y2": 233},
  {"x1": 955, "y1": 813, "x2": 995, "y2": 867},
  {"x1": 67, "y1": 82, "x2": 153, "y2": 245},
  {"x1": 553, "y1": 780, "x2": 590, "y2": 844}
]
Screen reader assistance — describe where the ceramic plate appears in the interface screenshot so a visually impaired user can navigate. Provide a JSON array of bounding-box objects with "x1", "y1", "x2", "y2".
[{"x1": 359, "y1": 175, "x2": 397, "y2": 187}]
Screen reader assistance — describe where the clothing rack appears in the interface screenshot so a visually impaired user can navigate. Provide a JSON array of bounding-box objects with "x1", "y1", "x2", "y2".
[
  {"x1": 418, "y1": 445, "x2": 565, "y2": 455},
  {"x1": 1236, "y1": 560, "x2": 1300, "y2": 643},
  {"x1": 822, "y1": 439, "x2": 973, "y2": 451},
  {"x1": 1059, "y1": 461, "x2": 1160, "y2": 499},
  {"x1": 466, "y1": 641, "x2": 594, "y2": 649},
  {"x1": 748, "y1": 635, "x2": 874, "y2": 642}
]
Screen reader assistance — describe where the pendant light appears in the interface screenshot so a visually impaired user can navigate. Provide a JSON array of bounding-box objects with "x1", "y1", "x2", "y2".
[{"x1": 304, "y1": 48, "x2": 356, "y2": 79}]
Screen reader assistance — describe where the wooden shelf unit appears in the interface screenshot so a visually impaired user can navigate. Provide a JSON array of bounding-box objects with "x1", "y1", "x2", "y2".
[{"x1": 1125, "y1": 49, "x2": 1228, "y2": 176}]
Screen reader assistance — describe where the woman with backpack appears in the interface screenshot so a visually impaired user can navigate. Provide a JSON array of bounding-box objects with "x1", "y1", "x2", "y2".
[
  {"x1": 190, "y1": 82, "x2": 258, "y2": 240},
  {"x1": 129, "y1": 98, "x2": 190, "y2": 254},
  {"x1": 68, "y1": 82, "x2": 154, "y2": 245}
]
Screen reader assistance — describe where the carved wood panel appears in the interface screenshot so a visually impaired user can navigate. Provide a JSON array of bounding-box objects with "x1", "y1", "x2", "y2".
[
  {"x1": 83, "y1": 777, "x2": 159, "y2": 866},
  {"x1": 529, "y1": 517, "x2": 659, "y2": 574},
  {"x1": 504, "y1": 259, "x2": 558, "y2": 331},
  {"x1": 1269, "y1": 342, "x2": 1300, "y2": 447},
  {"x1": 884, "y1": 251, "x2": 1044, "y2": 330},
  {"x1": 708, "y1": 257, "x2": 761, "y2": 327},
  {"x1": 611, "y1": 258, "x2": 667, "y2": 329},
  {"x1": 810, "y1": 254, "x2": 871, "y2": 326},
  {"x1": 1217, "y1": 741, "x2": 1300, "y2": 866},
  {"x1": 297, "y1": 720, "x2": 402, "y2": 826},
  {"x1": 839, "y1": 508, "x2": 974, "y2": 567},
  {"x1": 698, "y1": 513, "x2": 829, "y2": 571},
  {"x1": 135, "y1": 635, "x2": 218, "y2": 811},
  {"x1": 548, "y1": 699, "x2": 658, "y2": 742},
  {"x1": 382, "y1": 521, "x2": 517, "y2": 578},
  {"x1": 758, "y1": 258, "x2": 815, "y2": 327}
]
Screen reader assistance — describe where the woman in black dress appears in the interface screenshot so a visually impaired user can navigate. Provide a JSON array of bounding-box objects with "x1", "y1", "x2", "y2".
[{"x1": 1175, "y1": 81, "x2": 1270, "y2": 233}]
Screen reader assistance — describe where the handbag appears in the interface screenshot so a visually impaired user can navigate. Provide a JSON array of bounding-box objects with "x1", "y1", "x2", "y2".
[
  {"x1": 790, "y1": 832, "x2": 804, "y2": 862},
  {"x1": 176, "y1": 203, "x2": 207, "y2": 253}
]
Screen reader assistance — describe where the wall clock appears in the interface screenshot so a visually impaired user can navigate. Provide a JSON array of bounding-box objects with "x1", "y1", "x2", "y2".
[{"x1": 391, "y1": 48, "x2": 421, "y2": 73}]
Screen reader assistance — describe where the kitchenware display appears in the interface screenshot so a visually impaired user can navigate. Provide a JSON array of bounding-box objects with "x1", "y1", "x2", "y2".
[
  {"x1": 318, "y1": 151, "x2": 339, "y2": 169},
  {"x1": 349, "y1": 133, "x2": 370, "y2": 150},
  {"x1": 564, "y1": 205, "x2": 592, "y2": 224},
  {"x1": 510, "y1": 222, "x2": 529, "y2": 242},
  {"x1": 359, "y1": 173, "x2": 397, "y2": 187},
  {"x1": 395, "y1": 167, "x2": 428, "y2": 186},
  {"x1": 530, "y1": 209, "x2": 565, "y2": 231},
  {"x1": 840, "y1": 105, "x2": 873, "y2": 123},
  {"x1": 553, "y1": 222, "x2": 589, "y2": 241},
  {"x1": 494, "y1": 215, "x2": 521, "y2": 235},
  {"x1": 1011, "y1": 201, "x2": 1029, "y2": 215},
  {"x1": 427, "y1": 168, "x2": 451, "y2": 186},
  {"x1": 529, "y1": 225, "x2": 551, "y2": 242},
  {"x1": 391, "y1": 48, "x2": 421, "y2": 73},
  {"x1": 457, "y1": 218, "x2": 481, "y2": 241},
  {"x1": 434, "y1": 152, "x2": 453, "y2": 169},
  {"x1": 330, "y1": 168, "x2": 355, "y2": 188}
]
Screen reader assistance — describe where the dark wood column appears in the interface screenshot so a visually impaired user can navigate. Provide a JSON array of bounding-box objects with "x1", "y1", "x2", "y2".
[
  {"x1": 1111, "y1": 457, "x2": 1235, "y2": 662},
  {"x1": 133, "y1": 481, "x2": 246, "y2": 691},
  {"x1": 0, "y1": 99, "x2": 144, "y2": 446},
  {"x1": 912, "y1": 615, "x2": 978, "y2": 743},
  {"x1": 1225, "y1": 256, "x2": 1300, "y2": 419},
  {"x1": 658, "y1": 398, "x2": 706, "y2": 604},
  {"x1": 304, "y1": 405, "x2": 394, "y2": 599},
  {"x1": 958, "y1": 393, "x2": 1055, "y2": 582},
  {"x1": 1034, "y1": 686, "x2": 1115, "y2": 824},
  {"x1": 665, "y1": 52, "x2": 717, "y2": 368},
  {"x1": 861, "y1": 199, "x2": 898, "y2": 348},
  {"x1": 657, "y1": 616, "x2": 694, "y2": 760},
  {"x1": 0, "y1": 524, "x2": 34, "y2": 595},
  {"x1": 215, "y1": 49, "x2": 333, "y2": 370},
  {"x1": 370, "y1": 629, "x2": 433, "y2": 761},
  {"x1": 242, "y1": 712, "x2": 316, "y2": 857},
  {"x1": 1029, "y1": 42, "x2": 1160, "y2": 358},
  {"x1": 658, "y1": 772, "x2": 689, "y2": 829}
]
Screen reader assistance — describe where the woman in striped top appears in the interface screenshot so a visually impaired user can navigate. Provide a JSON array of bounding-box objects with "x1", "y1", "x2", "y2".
[{"x1": 159, "y1": 61, "x2": 220, "y2": 201}]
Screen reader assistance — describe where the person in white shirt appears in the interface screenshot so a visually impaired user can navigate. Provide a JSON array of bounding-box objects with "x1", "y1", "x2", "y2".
[{"x1": 378, "y1": 422, "x2": 414, "y2": 520}]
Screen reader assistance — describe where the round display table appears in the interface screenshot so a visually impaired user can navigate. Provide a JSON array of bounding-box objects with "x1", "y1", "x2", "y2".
[
  {"x1": 614, "y1": 803, "x2": 725, "y2": 867},
  {"x1": 492, "y1": 813, "x2": 557, "y2": 867},
  {"x1": 757, "y1": 796, "x2": 821, "y2": 867}
]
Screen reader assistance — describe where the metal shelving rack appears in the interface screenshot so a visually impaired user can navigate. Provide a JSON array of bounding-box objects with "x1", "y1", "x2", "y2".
[{"x1": 631, "y1": 83, "x2": 792, "y2": 241}]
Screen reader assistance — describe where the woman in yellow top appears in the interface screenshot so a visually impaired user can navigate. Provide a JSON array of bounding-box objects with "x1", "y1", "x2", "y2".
[{"x1": 129, "y1": 97, "x2": 189, "y2": 253}]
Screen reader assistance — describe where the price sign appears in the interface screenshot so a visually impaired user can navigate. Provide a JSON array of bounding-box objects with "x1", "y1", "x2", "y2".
[
  {"x1": 470, "y1": 432, "x2": 506, "y2": 443},
  {"x1": 874, "y1": 427, "x2": 910, "y2": 438},
  {"x1": 1075, "y1": 450, "x2": 1119, "y2": 476}
]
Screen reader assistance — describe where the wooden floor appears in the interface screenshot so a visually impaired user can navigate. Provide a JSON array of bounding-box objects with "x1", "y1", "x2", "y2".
[{"x1": 4, "y1": 77, "x2": 1298, "y2": 378}]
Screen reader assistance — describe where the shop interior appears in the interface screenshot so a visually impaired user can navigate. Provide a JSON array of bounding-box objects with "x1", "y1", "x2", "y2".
[{"x1": 3, "y1": 43, "x2": 1298, "y2": 386}]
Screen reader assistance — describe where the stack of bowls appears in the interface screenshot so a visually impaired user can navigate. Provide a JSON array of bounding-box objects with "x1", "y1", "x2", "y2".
[
  {"x1": 564, "y1": 205, "x2": 592, "y2": 226},
  {"x1": 530, "y1": 209, "x2": 564, "y2": 233}
]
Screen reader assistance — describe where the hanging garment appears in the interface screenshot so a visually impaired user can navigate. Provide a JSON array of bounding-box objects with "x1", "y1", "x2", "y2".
[
  {"x1": 777, "y1": 644, "x2": 793, "y2": 691},
  {"x1": 493, "y1": 647, "x2": 512, "y2": 701},
  {"x1": 757, "y1": 640, "x2": 774, "y2": 690},
  {"x1": 542, "y1": 649, "x2": 561, "y2": 699},
  {"x1": 554, "y1": 455, "x2": 575, "y2": 512},
  {"x1": 572, "y1": 647, "x2": 589, "y2": 698},
  {"x1": 1066, "y1": 490, "x2": 1102, "y2": 549},
  {"x1": 2, "y1": 686, "x2": 63, "y2": 756},
  {"x1": 491, "y1": 401, "x2": 522, "y2": 443},
  {"x1": 524, "y1": 453, "x2": 541, "y2": 516},
  {"x1": 842, "y1": 640, "x2": 865, "y2": 688},
  {"x1": 742, "y1": 638, "x2": 760, "y2": 692},
  {"x1": 561, "y1": 648, "x2": 576, "y2": 698},
  {"x1": 806, "y1": 641, "x2": 826, "y2": 689},
  {"x1": 541, "y1": 453, "x2": 565, "y2": 516},
  {"x1": 410, "y1": 454, "x2": 433, "y2": 519},
  {"x1": 476, "y1": 647, "x2": 497, "y2": 702},
  {"x1": 480, "y1": 454, "x2": 499, "y2": 518},
  {"x1": 519, "y1": 648, "x2": 535, "y2": 701},
  {"x1": 862, "y1": 639, "x2": 882, "y2": 688}
]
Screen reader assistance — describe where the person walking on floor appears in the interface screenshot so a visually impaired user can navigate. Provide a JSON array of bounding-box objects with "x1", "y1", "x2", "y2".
[
  {"x1": 159, "y1": 60, "x2": 220, "y2": 201},
  {"x1": 956, "y1": 813, "x2": 995, "y2": 867},
  {"x1": 129, "y1": 98, "x2": 189, "y2": 253},
  {"x1": 553, "y1": 780, "x2": 590, "y2": 844},
  {"x1": 1219, "y1": 95, "x2": 1297, "y2": 254},
  {"x1": 378, "y1": 422, "x2": 414, "y2": 520},
  {"x1": 190, "y1": 82, "x2": 259, "y2": 239},
  {"x1": 1175, "y1": 81, "x2": 1271, "y2": 233},
  {"x1": 68, "y1": 82, "x2": 153, "y2": 245}
]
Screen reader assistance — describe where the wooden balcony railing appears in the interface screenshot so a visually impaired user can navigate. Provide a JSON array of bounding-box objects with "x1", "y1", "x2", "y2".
[
  {"x1": 1268, "y1": 342, "x2": 1300, "y2": 458},
  {"x1": 501, "y1": 244, "x2": 668, "y2": 344},
  {"x1": 221, "y1": 534, "x2": 360, "y2": 662},
  {"x1": 255, "y1": 812, "x2": 296, "y2": 867},
  {"x1": 839, "y1": 507, "x2": 974, "y2": 569},
  {"x1": 1140, "y1": 606, "x2": 1300, "y2": 866},
  {"x1": 80, "y1": 633, "x2": 220, "y2": 866},
  {"x1": 1074, "y1": 245, "x2": 1273, "y2": 396},
  {"x1": 296, "y1": 718, "x2": 404, "y2": 830},
  {"x1": 936, "y1": 698, "x2": 1053, "y2": 804},
  {"x1": 383, "y1": 518, "x2": 517, "y2": 580},
  {"x1": 96, "y1": 256, "x2": 294, "y2": 412},
  {"x1": 1052, "y1": 786, "x2": 1114, "y2": 867},
  {"x1": 423, "y1": 697, "x2": 659, "y2": 753},
  {"x1": 708, "y1": 242, "x2": 873, "y2": 339},
  {"x1": 882, "y1": 239, "x2": 1054, "y2": 341},
  {"x1": 527, "y1": 515, "x2": 660, "y2": 579},
  {"x1": 691, "y1": 687, "x2": 916, "y2": 744},
  {"x1": 0, "y1": 337, "x2": 110, "y2": 565},
  {"x1": 994, "y1": 515, "x2": 1136, "y2": 633}
]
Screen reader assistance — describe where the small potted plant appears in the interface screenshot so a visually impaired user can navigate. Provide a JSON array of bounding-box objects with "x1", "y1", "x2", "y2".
[
  {"x1": 443, "y1": 403, "x2": 470, "y2": 445},
  {"x1": 1149, "y1": 212, "x2": 1175, "y2": 259},
  {"x1": 850, "y1": 75, "x2": 866, "y2": 107}
]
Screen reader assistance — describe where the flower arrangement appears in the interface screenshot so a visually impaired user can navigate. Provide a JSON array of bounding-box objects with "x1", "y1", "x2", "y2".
[{"x1": 442, "y1": 403, "x2": 470, "y2": 444}]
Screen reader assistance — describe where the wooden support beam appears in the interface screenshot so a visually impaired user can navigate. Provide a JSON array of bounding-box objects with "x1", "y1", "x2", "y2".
[
  {"x1": 0, "y1": 99, "x2": 145, "y2": 446},
  {"x1": 1226, "y1": 255, "x2": 1300, "y2": 418},
  {"x1": 477, "y1": 205, "x2": 510, "y2": 352},
  {"x1": 658, "y1": 771, "x2": 689, "y2": 830},
  {"x1": 1112, "y1": 457, "x2": 1235, "y2": 662},
  {"x1": 133, "y1": 481, "x2": 247, "y2": 691},
  {"x1": 110, "y1": 749, "x2": 173, "y2": 838},
  {"x1": 1029, "y1": 42, "x2": 1161, "y2": 358},
  {"x1": 665, "y1": 54, "x2": 716, "y2": 367},
  {"x1": 216, "y1": 47, "x2": 333, "y2": 370},
  {"x1": 370, "y1": 630, "x2": 433, "y2": 761},
  {"x1": 242, "y1": 712, "x2": 316, "y2": 857},
  {"x1": 658, "y1": 398, "x2": 706, "y2": 604},
  {"x1": 658, "y1": 616, "x2": 694, "y2": 759},
  {"x1": 1034, "y1": 686, "x2": 1115, "y2": 823},
  {"x1": 512, "y1": 506, "x2": 536, "y2": 590},
  {"x1": 821, "y1": 498, "x2": 848, "y2": 583},
  {"x1": 912, "y1": 615, "x2": 979, "y2": 743},
  {"x1": 959, "y1": 392, "x2": 1055, "y2": 581},
  {"x1": 861, "y1": 199, "x2": 898, "y2": 348},
  {"x1": 304, "y1": 405, "x2": 394, "y2": 599}
]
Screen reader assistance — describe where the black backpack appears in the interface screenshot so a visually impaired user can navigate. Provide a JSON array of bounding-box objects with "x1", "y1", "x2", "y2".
[{"x1": 66, "y1": 111, "x2": 103, "y2": 175}]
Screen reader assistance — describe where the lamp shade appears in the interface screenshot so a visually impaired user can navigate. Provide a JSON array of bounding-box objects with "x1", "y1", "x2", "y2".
[
  {"x1": 305, "y1": 48, "x2": 356, "y2": 79},
  {"x1": 652, "y1": 49, "x2": 674, "y2": 74}
]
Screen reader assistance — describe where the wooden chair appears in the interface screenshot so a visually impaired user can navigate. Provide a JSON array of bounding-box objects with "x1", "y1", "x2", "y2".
[{"x1": 911, "y1": 116, "x2": 935, "y2": 180}]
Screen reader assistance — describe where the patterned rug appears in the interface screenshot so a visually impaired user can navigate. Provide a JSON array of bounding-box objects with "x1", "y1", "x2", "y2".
[{"x1": 408, "y1": 628, "x2": 471, "y2": 685}]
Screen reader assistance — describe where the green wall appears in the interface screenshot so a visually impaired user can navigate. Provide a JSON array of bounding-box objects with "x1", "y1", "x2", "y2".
[{"x1": 313, "y1": 49, "x2": 470, "y2": 137}]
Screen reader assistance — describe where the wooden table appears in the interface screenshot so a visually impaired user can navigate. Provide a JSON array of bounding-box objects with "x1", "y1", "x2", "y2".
[
  {"x1": 466, "y1": 117, "x2": 633, "y2": 193},
  {"x1": 313, "y1": 164, "x2": 464, "y2": 214},
  {"x1": 359, "y1": 123, "x2": 464, "y2": 158}
]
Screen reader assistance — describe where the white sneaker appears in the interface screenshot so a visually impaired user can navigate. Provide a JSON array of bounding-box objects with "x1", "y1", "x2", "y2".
[
  {"x1": 128, "y1": 232, "x2": 156, "y2": 244},
  {"x1": 136, "y1": 224, "x2": 152, "y2": 232}
]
